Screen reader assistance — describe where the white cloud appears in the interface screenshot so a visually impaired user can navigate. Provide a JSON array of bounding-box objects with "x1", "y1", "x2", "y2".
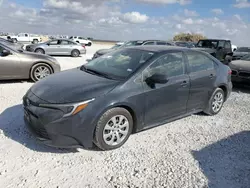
[
  {"x1": 0, "y1": 0, "x2": 250, "y2": 46},
  {"x1": 211, "y1": 8, "x2": 224, "y2": 15},
  {"x1": 182, "y1": 18, "x2": 193, "y2": 24},
  {"x1": 234, "y1": 14, "x2": 242, "y2": 20},
  {"x1": 122, "y1": 12, "x2": 149, "y2": 24},
  {"x1": 233, "y1": 0, "x2": 250, "y2": 8},
  {"x1": 136, "y1": 0, "x2": 191, "y2": 5},
  {"x1": 184, "y1": 9, "x2": 198, "y2": 17}
]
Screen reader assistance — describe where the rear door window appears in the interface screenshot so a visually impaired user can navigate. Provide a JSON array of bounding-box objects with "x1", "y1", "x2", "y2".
[
  {"x1": 143, "y1": 41, "x2": 155, "y2": 45},
  {"x1": 185, "y1": 51, "x2": 214, "y2": 73},
  {"x1": 156, "y1": 41, "x2": 167, "y2": 45}
]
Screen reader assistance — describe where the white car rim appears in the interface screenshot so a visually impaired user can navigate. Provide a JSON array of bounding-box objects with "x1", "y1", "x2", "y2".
[
  {"x1": 103, "y1": 115, "x2": 129, "y2": 146},
  {"x1": 212, "y1": 92, "x2": 224, "y2": 113},
  {"x1": 34, "y1": 66, "x2": 50, "y2": 80}
]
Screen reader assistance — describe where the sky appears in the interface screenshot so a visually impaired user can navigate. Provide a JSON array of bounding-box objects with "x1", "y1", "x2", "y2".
[{"x1": 0, "y1": 0, "x2": 250, "y2": 46}]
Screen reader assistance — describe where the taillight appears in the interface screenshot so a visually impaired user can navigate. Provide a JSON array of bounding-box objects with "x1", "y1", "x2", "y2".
[
  {"x1": 228, "y1": 69, "x2": 232, "y2": 75},
  {"x1": 82, "y1": 44, "x2": 85, "y2": 49}
]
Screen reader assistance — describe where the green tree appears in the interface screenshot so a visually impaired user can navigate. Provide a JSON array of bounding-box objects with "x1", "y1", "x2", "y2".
[{"x1": 173, "y1": 33, "x2": 206, "y2": 42}]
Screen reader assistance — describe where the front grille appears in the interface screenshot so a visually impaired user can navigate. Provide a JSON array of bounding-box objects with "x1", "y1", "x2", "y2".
[
  {"x1": 232, "y1": 56, "x2": 242, "y2": 60},
  {"x1": 23, "y1": 97, "x2": 50, "y2": 140},
  {"x1": 238, "y1": 71, "x2": 250, "y2": 78}
]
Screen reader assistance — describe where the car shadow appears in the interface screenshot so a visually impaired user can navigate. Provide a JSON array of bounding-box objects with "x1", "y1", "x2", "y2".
[
  {"x1": 192, "y1": 131, "x2": 250, "y2": 188},
  {"x1": 232, "y1": 82, "x2": 250, "y2": 94},
  {"x1": 50, "y1": 55, "x2": 85, "y2": 58},
  {"x1": 0, "y1": 79, "x2": 33, "y2": 84},
  {"x1": 0, "y1": 104, "x2": 82, "y2": 153}
]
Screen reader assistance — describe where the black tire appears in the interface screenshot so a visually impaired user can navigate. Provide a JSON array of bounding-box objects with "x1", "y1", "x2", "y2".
[
  {"x1": 30, "y1": 63, "x2": 53, "y2": 82},
  {"x1": 35, "y1": 48, "x2": 45, "y2": 54},
  {"x1": 88, "y1": 42, "x2": 92, "y2": 46},
  {"x1": 33, "y1": 39, "x2": 38, "y2": 44},
  {"x1": 94, "y1": 107, "x2": 133, "y2": 151},
  {"x1": 71, "y1": 49, "x2": 80, "y2": 57},
  {"x1": 204, "y1": 88, "x2": 225, "y2": 115},
  {"x1": 76, "y1": 41, "x2": 80, "y2": 43}
]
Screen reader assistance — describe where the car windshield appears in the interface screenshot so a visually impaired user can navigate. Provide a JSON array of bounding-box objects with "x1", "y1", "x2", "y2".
[
  {"x1": 122, "y1": 41, "x2": 143, "y2": 47},
  {"x1": 197, "y1": 40, "x2": 218, "y2": 48},
  {"x1": 111, "y1": 44, "x2": 122, "y2": 49},
  {"x1": 82, "y1": 48, "x2": 155, "y2": 80},
  {"x1": 241, "y1": 54, "x2": 250, "y2": 61},
  {"x1": 235, "y1": 47, "x2": 250, "y2": 52}
]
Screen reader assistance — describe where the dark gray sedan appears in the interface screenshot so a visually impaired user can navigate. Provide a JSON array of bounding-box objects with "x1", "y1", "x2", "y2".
[
  {"x1": 26, "y1": 39, "x2": 86, "y2": 57},
  {"x1": 23, "y1": 46, "x2": 232, "y2": 150},
  {"x1": 0, "y1": 43, "x2": 61, "y2": 82}
]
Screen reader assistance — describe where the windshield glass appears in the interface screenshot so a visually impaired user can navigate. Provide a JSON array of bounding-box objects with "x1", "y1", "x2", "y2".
[
  {"x1": 111, "y1": 44, "x2": 122, "y2": 49},
  {"x1": 235, "y1": 47, "x2": 250, "y2": 52},
  {"x1": 122, "y1": 41, "x2": 143, "y2": 47},
  {"x1": 241, "y1": 54, "x2": 250, "y2": 61},
  {"x1": 197, "y1": 40, "x2": 218, "y2": 48},
  {"x1": 83, "y1": 48, "x2": 155, "y2": 79}
]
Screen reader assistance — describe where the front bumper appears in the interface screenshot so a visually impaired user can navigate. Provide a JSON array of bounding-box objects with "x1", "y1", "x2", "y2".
[{"x1": 22, "y1": 93, "x2": 95, "y2": 149}]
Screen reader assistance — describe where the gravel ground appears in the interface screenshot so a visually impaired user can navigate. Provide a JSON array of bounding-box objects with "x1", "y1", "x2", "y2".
[{"x1": 1, "y1": 44, "x2": 250, "y2": 188}]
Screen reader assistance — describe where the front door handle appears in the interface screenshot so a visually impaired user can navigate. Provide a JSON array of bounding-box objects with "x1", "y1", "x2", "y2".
[
  {"x1": 180, "y1": 80, "x2": 188, "y2": 87},
  {"x1": 209, "y1": 74, "x2": 214, "y2": 79}
]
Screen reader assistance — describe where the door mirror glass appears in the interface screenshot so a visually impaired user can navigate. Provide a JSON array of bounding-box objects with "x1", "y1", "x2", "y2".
[{"x1": 146, "y1": 73, "x2": 168, "y2": 84}]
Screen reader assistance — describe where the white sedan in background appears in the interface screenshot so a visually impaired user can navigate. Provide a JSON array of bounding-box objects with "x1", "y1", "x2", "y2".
[{"x1": 69, "y1": 36, "x2": 92, "y2": 46}]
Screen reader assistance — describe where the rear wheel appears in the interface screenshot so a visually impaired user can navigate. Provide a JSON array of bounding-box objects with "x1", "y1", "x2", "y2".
[
  {"x1": 71, "y1": 49, "x2": 80, "y2": 57},
  {"x1": 204, "y1": 88, "x2": 225, "y2": 115},
  {"x1": 33, "y1": 39, "x2": 38, "y2": 44},
  {"x1": 94, "y1": 107, "x2": 133, "y2": 150},
  {"x1": 35, "y1": 48, "x2": 45, "y2": 54},
  {"x1": 30, "y1": 63, "x2": 53, "y2": 82},
  {"x1": 12, "y1": 38, "x2": 17, "y2": 43}
]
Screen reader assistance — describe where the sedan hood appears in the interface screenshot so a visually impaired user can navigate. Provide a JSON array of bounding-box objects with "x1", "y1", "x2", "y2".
[
  {"x1": 96, "y1": 48, "x2": 114, "y2": 55},
  {"x1": 233, "y1": 52, "x2": 249, "y2": 57},
  {"x1": 30, "y1": 68, "x2": 119, "y2": 104},
  {"x1": 229, "y1": 60, "x2": 250, "y2": 71},
  {"x1": 19, "y1": 50, "x2": 57, "y2": 61}
]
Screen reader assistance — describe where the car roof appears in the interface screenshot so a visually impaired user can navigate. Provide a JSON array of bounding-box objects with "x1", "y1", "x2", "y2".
[
  {"x1": 124, "y1": 45, "x2": 192, "y2": 52},
  {"x1": 199, "y1": 39, "x2": 230, "y2": 41}
]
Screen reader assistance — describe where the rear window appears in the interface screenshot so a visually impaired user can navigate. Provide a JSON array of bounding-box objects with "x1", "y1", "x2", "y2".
[{"x1": 236, "y1": 47, "x2": 250, "y2": 52}]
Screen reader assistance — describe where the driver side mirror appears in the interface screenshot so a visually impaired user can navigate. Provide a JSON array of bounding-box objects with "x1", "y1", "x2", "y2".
[
  {"x1": 2, "y1": 49, "x2": 11, "y2": 56},
  {"x1": 47, "y1": 43, "x2": 50, "y2": 46},
  {"x1": 145, "y1": 73, "x2": 169, "y2": 85}
]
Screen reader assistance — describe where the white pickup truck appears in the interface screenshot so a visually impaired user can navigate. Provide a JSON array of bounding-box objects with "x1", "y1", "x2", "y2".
[{"x1": 9, "y1": 33, "x2": 42, "y2": 44}]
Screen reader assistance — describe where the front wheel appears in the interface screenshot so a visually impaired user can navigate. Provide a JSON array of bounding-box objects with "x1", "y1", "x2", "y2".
[
  {"x1": 204, "y1": 88, "x2": 225, "y2": 115},
  {"x1": 30, "y1": 63, "x2": 53, "y2": 82},
  {"x1": 94, "y1": 108, "x2": 133, "y2": 150},
  {"x1": 88, "y1": 42, "x2": 92, "y2": 46}
]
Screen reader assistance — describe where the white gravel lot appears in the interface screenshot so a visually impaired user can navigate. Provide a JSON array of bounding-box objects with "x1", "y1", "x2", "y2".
[{"x1": 1, "y1": 44, "x2": 250, "y2": 188}]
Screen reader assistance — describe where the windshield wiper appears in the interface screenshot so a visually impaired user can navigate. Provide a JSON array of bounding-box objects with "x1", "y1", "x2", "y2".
[{"x1": 80, "y1": 65, "x2": 115, "y2": 80}]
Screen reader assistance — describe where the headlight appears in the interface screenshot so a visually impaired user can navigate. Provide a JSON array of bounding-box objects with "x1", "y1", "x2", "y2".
[{"x1": 39, "y1": 98, "x2": 95, "y2": 117}]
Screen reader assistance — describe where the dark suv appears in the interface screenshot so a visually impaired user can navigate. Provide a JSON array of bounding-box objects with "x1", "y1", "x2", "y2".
[
  {"x1": 92, "y1": 40, "x2": 173, "y2": 59},
  {"x1": 195, "y1": 39, "x2": 233, "y2": 63}
]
